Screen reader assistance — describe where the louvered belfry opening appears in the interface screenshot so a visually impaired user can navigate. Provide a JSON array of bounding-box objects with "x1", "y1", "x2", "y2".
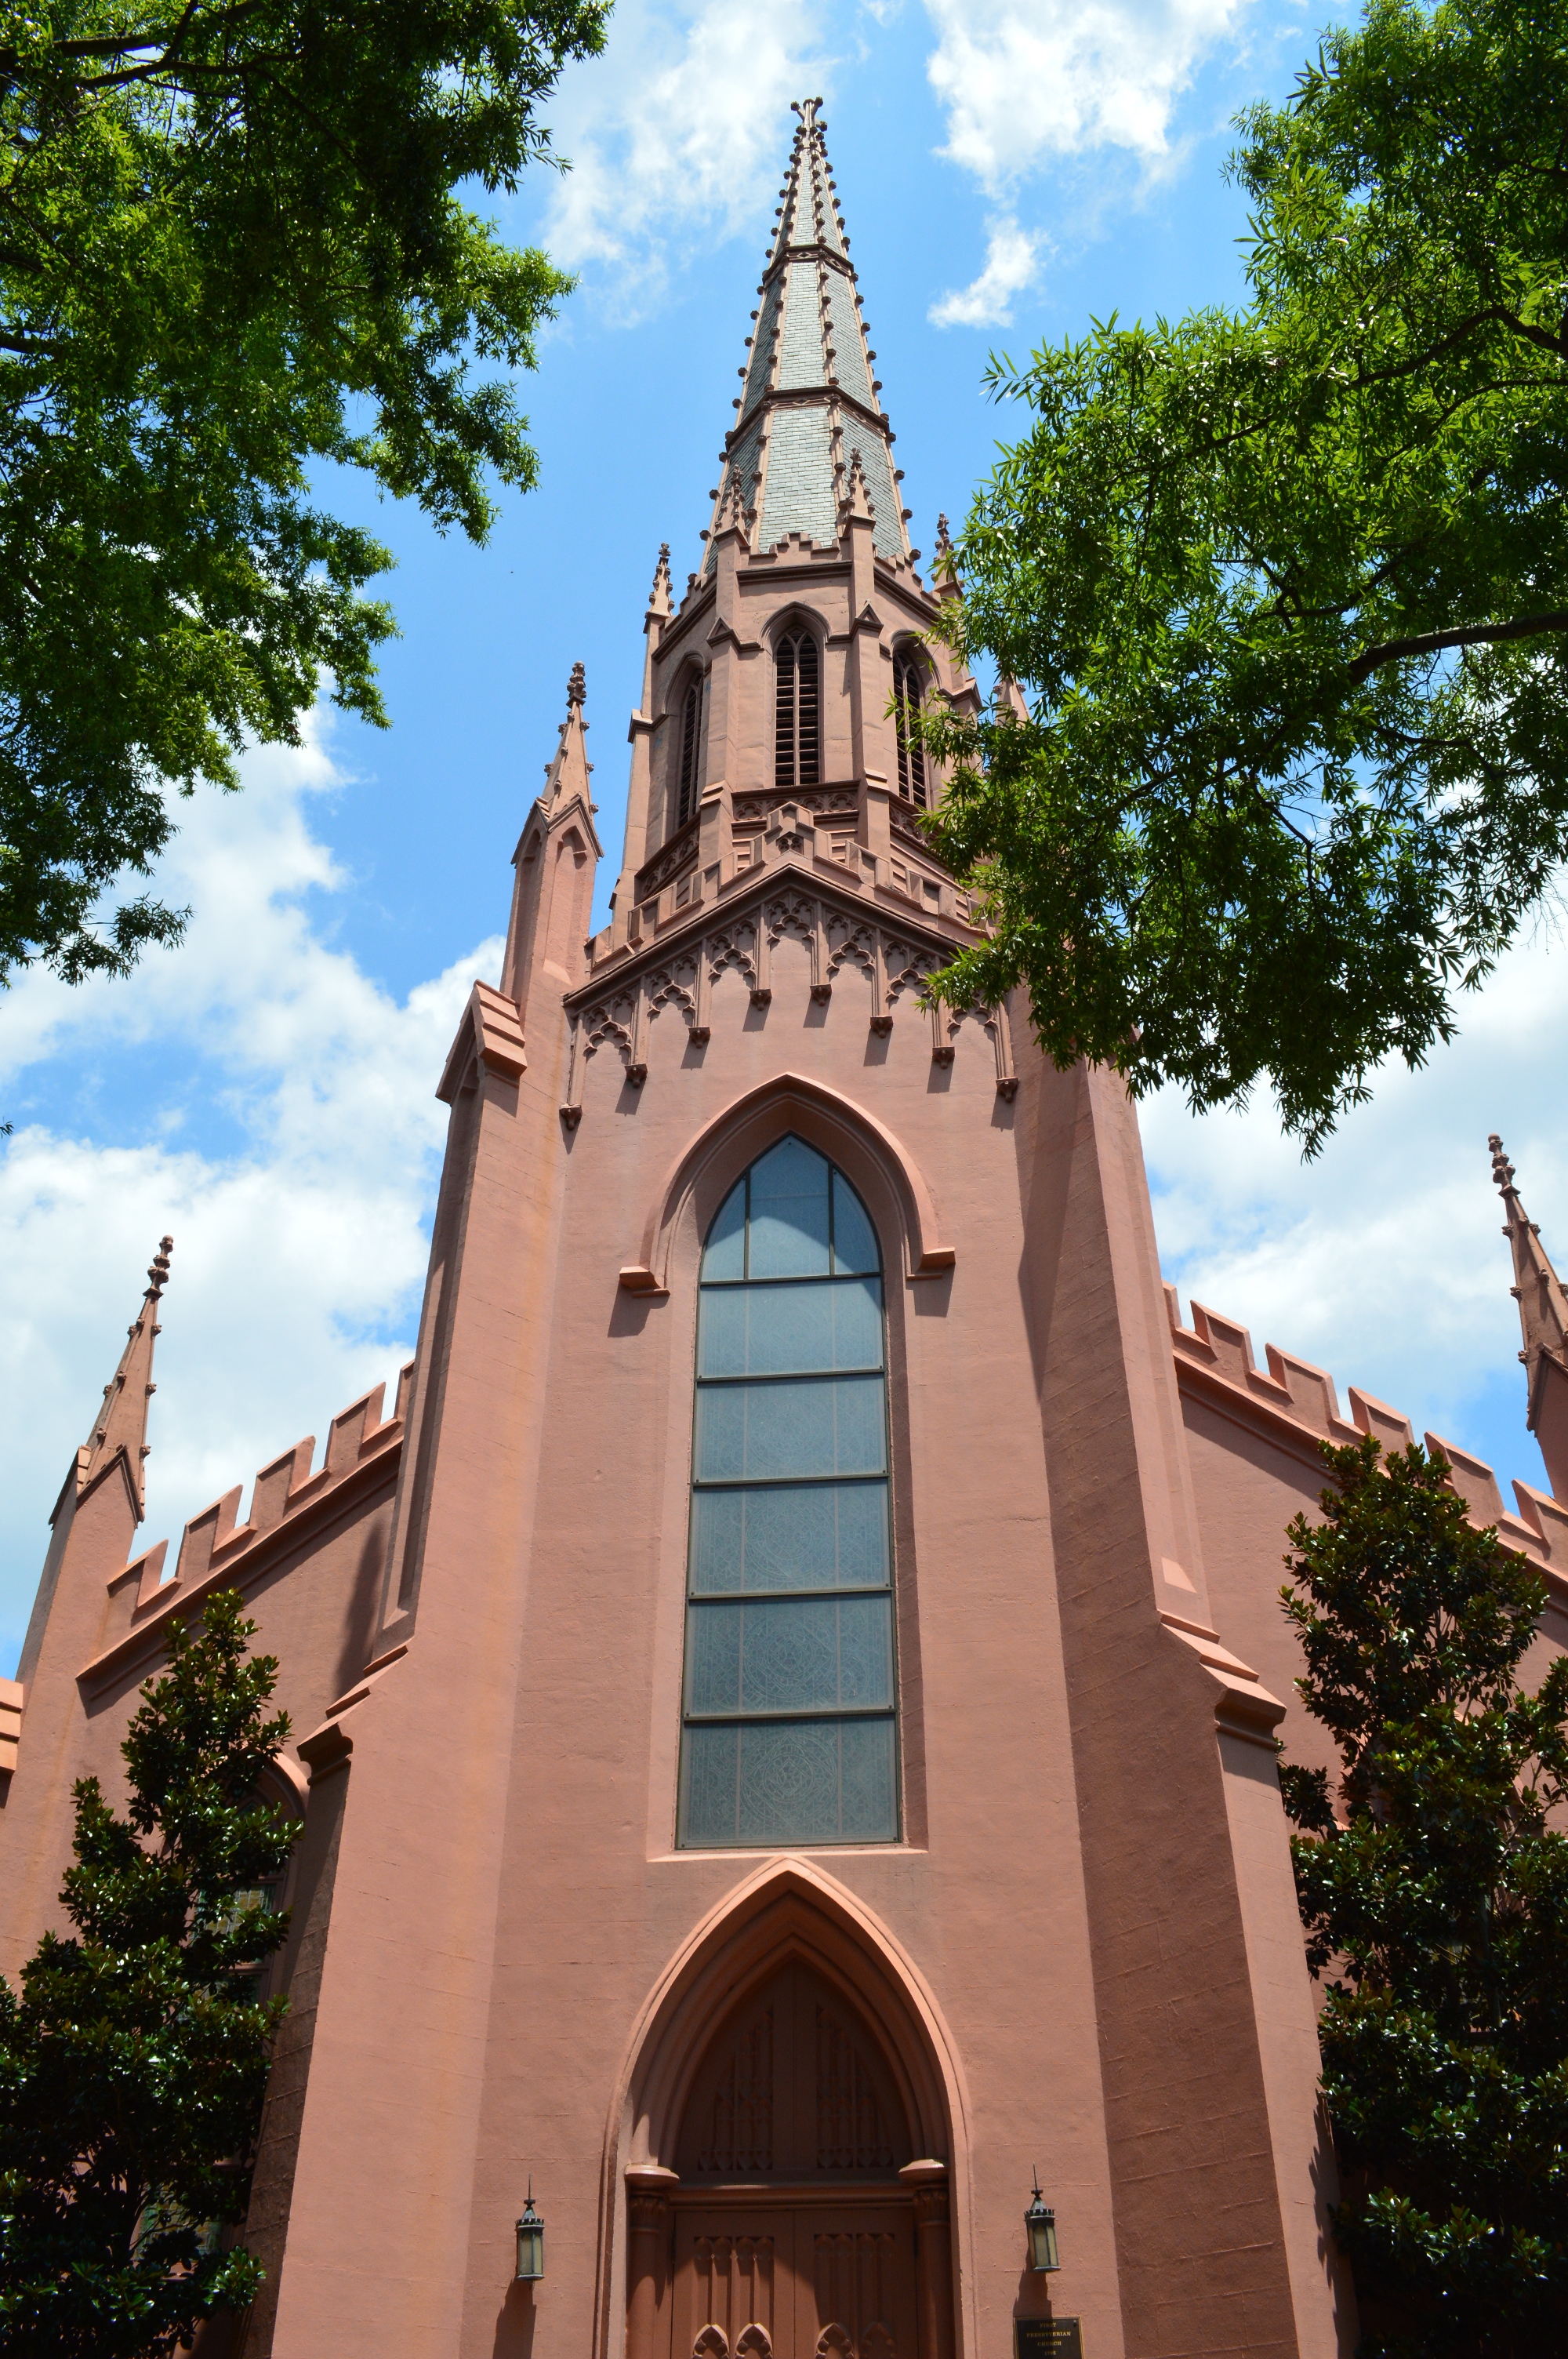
[
  {"x1": 891, "y1": 652, "x2": 926, "y2": 809},
  {"x1": 678, "y1": 672, "x2": 705, "y2": 828},
  {"x1": 775, "y1": 631, "x2": 820, "y2": 790}
]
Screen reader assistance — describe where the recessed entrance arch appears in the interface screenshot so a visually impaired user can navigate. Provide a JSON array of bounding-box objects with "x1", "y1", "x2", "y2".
[{"x1": 615, "y1": 1864, "x2": 961, "y2": 2359}]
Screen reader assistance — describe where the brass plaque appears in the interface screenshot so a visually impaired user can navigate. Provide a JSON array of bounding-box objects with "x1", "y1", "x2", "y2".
[{"x1": 1016, "y1": 2322, "x2": 1082, "y2": 2359}]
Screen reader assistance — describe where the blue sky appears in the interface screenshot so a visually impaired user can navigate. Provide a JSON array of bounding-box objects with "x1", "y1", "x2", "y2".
[{"x1": 5, "y1": 0, "x2": 1565, "y2": 1675}]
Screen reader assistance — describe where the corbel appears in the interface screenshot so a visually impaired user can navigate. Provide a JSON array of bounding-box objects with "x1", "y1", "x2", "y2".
[
  {"x1": 626, "y1": 977, "x2": 648, "y2": 1085},
  {"x1": 811, "y1": 901, "x2": 832, "y2": 1001},
  {"x1": 991, "y1": 1005, "x2": 1018, "y2": 1099},
  {"x1": 691, "y1": 937, "x2": 713, "y2": 1041},
  {"x1": 869, "y1": 932, "x2": 891, "y2": 1034},
  {"x1": 560, "y1": 1015, "x2": 585, "y2": 1128},
  {"x1": 929, "y1": 1001, "x2": 954, "y2": 1064}
]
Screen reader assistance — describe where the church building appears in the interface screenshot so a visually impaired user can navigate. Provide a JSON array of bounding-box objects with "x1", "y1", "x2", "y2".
[{"x1": 6, "y1": 100, "x2": 1568, "y2": 2359}]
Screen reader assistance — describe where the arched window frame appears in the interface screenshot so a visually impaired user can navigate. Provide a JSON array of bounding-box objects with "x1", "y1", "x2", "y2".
[
  {"x1": 673, "y1": 665, "x2": 707, "y2": 833},
  {"x1": 891, "y1": 645, "x2": 928, "y2": 810},
  {"x1": 773, "y1": 616, "x2": 822, "y2": 791},
  {"x1": 676, "y1": 1133, "x2": 906, "y2": 1852}
]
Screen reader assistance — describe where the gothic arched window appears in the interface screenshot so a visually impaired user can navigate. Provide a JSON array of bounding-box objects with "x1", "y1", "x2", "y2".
[
  {"x1": 678, "y1": 1136, "x2": 898, "y2": 1848},
  {"x1": 774, "y1": 629, "x2": 821, "y2": 789},
  {"x1": 677, "y1": 671, "x2": 705, "y2": 830},
  {"x1": 892, "y1": 650, "x2": 927, "y2": 809}
]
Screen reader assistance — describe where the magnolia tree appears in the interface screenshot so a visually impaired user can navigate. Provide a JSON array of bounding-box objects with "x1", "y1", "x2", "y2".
[
  {"x1": 0, "y1": 1592, "x2": 298, "y2": 2357},
  {"x1": 1279, "y1": 1436, "x2": 1568, "y2": 2357}
]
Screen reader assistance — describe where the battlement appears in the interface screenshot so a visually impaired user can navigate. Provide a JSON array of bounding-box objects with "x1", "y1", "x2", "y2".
[
  {"x1": 1167, "y1": 1285, "x2": 1568, "y2": 1601},
  {"x1": 78, "y1": 1361, "x2": 416, "y2": 1696}
]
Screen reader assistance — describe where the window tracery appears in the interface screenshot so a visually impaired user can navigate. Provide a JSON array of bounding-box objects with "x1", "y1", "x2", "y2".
[{"x1": 678, "y1": 1136, "x2": 898, "y2": 1848}]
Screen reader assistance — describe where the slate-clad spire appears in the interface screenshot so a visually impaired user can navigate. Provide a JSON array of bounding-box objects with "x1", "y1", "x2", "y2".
[
  {"x1": 1490, "y1": 1133, "x2": 1568, "y2": 1498},
  {"x1": 83, "y1": 1234, "x2": 172, "y2": 1518},
  {"x1": 706, "y1": 97, "x2": 910, "y2": 572}
]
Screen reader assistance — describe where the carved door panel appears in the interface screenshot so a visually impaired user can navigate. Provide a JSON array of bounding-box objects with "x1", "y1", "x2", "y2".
[
  {"x1": 671, "y1": 2208, "x2": 788, "y2": 2359},
  {"x1": 667, "y1": 2204, "x2": 917, "y2": 2359},
  {"x1": 796, "y1": 2205, "x2": 917, "y2": 2359}
]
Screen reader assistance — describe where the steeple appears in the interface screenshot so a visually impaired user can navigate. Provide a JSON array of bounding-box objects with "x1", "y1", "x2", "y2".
[
  {"x1": 1490, "y1": 1133, "x2": 1568, "y2": 1498},
  {"x1": 705, "y1": 96, "x2": 912, "y2": 571},
  {"x1": 82, "y1": 1234, "x2": 172, "y2": 1518}
]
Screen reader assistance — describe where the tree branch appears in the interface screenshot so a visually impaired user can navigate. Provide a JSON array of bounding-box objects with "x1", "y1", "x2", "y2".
[{"x1": 1347, "y1": 612, "x2": 1568, "y2": 685}]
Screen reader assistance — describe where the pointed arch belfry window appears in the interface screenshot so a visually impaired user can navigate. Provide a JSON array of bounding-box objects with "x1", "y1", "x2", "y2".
[
  {"x1": 892, "y1": 652, "x2": 927, "y2": 809},
  {"x1": 774, "y1": 631, "x2": 820, "y2": 789},
  {"x1": 678, "y1": 1137, "x2": 898, "y2": 1848},
  {"x1": 677, "y1": 671, "x2": 705, "y2": 830}
]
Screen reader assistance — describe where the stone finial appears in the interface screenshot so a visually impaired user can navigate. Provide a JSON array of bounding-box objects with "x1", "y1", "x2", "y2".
[
  {"x1": 567, "y1": 660, "x2": 586, "y2": 711},
  {"x1": 1490, "y1": 1132, "x2": 1568, "y2": 1498}
]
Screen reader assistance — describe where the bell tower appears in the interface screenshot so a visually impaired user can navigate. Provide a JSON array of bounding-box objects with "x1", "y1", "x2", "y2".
[{"x1": 164, "y1": 101, "x2": 1350, "y2": 2359}]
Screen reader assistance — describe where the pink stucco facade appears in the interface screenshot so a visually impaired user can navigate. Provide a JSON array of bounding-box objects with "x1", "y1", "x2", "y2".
[{"x1": 5, "y1": 101, "x2": 1568, "y2": 2359}]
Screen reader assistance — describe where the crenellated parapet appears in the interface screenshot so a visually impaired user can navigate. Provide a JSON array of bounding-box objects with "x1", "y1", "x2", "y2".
[
  {"x1": 1167, "y1": 1284, "x2": 1568, "y2": 1605},
  {"x1": 76, "y1": 1362, "x2": 416, "y2": 1699}
]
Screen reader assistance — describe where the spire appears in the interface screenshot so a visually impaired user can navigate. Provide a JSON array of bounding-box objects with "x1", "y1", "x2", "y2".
[
  {"x1": 82, "y1": 1235, "x2": 172, "y2": 1518},
  {"x1": 1490, "y1": 1134, "x2": 1568, "y2": 1498},
  {"x1": 541, "y1": 662, "x2": 593, "y2": 813},
  {"x1": 702, "y1": 99, "x2": 911, "y2": 576}
]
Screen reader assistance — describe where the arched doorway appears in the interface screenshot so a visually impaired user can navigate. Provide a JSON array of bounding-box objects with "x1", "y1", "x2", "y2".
[{"x1": 627, "y1": 1955, "x2": 953, "y2": 2359}]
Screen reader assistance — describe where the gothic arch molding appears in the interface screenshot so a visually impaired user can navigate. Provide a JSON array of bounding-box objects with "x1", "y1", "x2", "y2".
[
  {"x1": 596, "y1": 1857, "x2": 974, "y2": 2359},
  {"x1": 619, "y1": 1074, "x2": 955, "y2": 1297}
]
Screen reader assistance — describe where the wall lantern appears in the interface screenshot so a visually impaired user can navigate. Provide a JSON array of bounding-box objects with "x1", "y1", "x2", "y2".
[
  {"x1": 1025, "y1": 2175, "x2": 1059, "y2": 2274},
  {"x1": 515, "y1": 2186, "x2": 545, "y2": 2281}
]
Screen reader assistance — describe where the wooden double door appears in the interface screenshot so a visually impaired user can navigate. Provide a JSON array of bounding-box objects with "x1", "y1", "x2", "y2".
[{"x1": 670, "y1": 2195, "x2": 918, "y2": 2359}]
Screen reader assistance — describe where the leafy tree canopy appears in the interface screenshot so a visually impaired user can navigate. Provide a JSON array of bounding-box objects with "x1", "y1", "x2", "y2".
[
  {"x1": 1280, "y1": 1436, "x2": 1568, "y2": 2357},
  {"x1": 923, "y1": 0, "x2": 1568, "y2": 1151},
  {"x1": 0, "y1": 1591, "x2": 299, "y2": 2357},
  {"x1": 0, "y1": 0, "x2": 608, "y2": 987}
]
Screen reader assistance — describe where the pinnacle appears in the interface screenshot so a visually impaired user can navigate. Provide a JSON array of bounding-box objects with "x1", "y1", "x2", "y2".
[
  {"x1": 1489, "y1": 1135, "x2": 1568, "y2": 1477},
  {"x1": 83, "y1": 1234, "x2": 174, "y2": 1514}
]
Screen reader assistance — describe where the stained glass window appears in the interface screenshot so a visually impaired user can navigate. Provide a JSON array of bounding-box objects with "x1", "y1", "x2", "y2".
[{"x1": 678, "y1": 1136, "x2": 899, "y2": 1848}]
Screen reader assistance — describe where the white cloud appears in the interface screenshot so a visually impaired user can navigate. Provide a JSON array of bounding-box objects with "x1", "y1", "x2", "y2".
[
  {"x1": 0, "y1": 722, "x2": 500, "y2": 1670},
  {"x1": 929, "y1": 214, "x2": 1043, "y2": 327},
  {"x1": 922, "y1": 0, "x2": 1254, "y2": 191},
  {"x1": 539, "y1": 0, "x2": 831, "y2": 313},
  {"x1": 1141, "y1": 924, "x2": 1568, "y2": 1491}
]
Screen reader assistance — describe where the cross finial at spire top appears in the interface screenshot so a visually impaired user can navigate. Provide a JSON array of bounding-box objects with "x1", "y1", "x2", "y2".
[
  {"x1": 567, "y1": 661, "x2": 586, "y2": 711},
  {"x1": 145, "y1": 1234, "x2": 173, "y2": 1299},
  {"x1": 790, "y1": 96, "x2": 824, "y2": 129}
]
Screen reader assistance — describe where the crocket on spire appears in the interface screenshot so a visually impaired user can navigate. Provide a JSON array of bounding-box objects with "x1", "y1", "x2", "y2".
[{"x1": 1490, "y1": 1134, "x2": 1568, "y2": 1499}]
